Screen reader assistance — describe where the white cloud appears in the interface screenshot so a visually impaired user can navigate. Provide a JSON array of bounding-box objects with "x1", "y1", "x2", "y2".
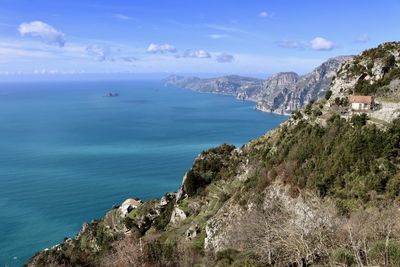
[
  {"x1": 183, "y1": 49, "x2": 211, "y2": 59},
  {"x1": 310, "y1": 37, "x2": 334, "y2": 51},
  {"x1": 355, "y1": 33, "x2": 370, "y2": 43},
  {"x1": 205, "y1": 24, "x2": 247, "y2": 34},
  {"x1": 259, "y1": 11, "x2": 269, "y2": 17},
  {"x1": 86, "y1": 44, "x2": 114, "y2": 61},
  {"x1": 216, "y1": 53, "x2": 235, "y2": 63},
  {"x1": 209, "y1": 34, "x2": 228, "y2": 40},
  {"x1": 114, "y1": 14, "x2": 133, "y2": 20},
  {"x1": 147, "y1": 43, "x2": 176, "y2": 53},
  {"x1": 18, "y1": 21, "x2": 65, "y2": 47},
  {"x1": 277, "y1": 40, "x2": 304, "y2": 49}
]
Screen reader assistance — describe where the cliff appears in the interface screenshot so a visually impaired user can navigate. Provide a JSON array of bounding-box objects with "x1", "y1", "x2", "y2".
[
  {"x1": 28, "y1": 43, "x2": 400, "y2": 267},
  {"x1": 164, "y1": 56, "x2": 352, "y2": 115}
]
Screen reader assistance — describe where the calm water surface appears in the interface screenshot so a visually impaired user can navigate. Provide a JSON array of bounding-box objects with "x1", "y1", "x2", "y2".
[{"x1": 0, "y1": 80, "x2": 287, "y2": 266}]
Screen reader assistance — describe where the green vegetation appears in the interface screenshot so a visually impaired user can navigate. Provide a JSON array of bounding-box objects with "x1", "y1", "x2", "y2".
[
  {"x1": 250, "y1": 115, "x2": 400, "y2": 207},
  {"x1": 153, "y1": 197, "x2": 175, "y2": 231},
  {"x1": 331, "y1": 248, "x2": 355, "y2": 266},
  {"x1": 183, "y1": 144, "x2": 237, "y2": 196},
  {"x1": 325, "y1": 90, "x2": 332, "y2": 100},
  {"x1": 350, "y1": 113, "x2": 368, "y2": 126},
  {"x1": 333, "y1": 96, "x2": 349, "y2": 106},
  {"x1": 144, "y1": 239, "x2": 179, "y2": 264},
  {"x1": 350, "y1": 42, "x2": 400, "y2": 95}
]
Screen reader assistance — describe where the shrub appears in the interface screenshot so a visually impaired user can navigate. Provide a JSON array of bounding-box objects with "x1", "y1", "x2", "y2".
[
  {"x1": 154, "y1": 198, "x2": 175, "y2": 231},
  {"x1": 386, "y1": 175, "x2": 400, "y2": 198},
  {"x1": 331, "y1": 248, "x2": 355, "y2": 266},
  {"x1": 144, "y1": 240, "x2": 178, "y2": 264},
  {"x1": 350, "y1": 113, "x2": 368, "y2": 127},
  {"x1": 292, "y1": 110, "x2": 303, "y2": 120},
  {"x1": 313, "y1": 108, "x2": 323, "y2": 117},
  {"x1": 368, "y1": 240, "x2": 400, "y2": 266},
  {"x1": 325, "y1": 90, "x2": 333, "y2": 100},
  {"x1": 183, "y1": 144, "x2": 236, "y2": 196},
  {"x1": 216, "y1": 249, "x2": 240, "y2": 265},
  {"x1": 304, "y1": 103, "x2": 313, "y2": 115}
]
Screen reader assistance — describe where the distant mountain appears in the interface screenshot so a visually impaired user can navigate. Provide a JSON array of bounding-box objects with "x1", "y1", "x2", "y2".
[
  {"x1": 164, "y1": 75, "x2": 264, "y2": 99},
  {"x1": 256, "y1": 56, "x2": 353, "y2": 114},
  {"x1": 164, "y1": 56, "x2": 352, "y2": 115}
]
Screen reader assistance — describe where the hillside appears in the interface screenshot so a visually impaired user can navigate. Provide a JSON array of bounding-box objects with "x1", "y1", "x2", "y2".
[
  {"x1": 164, "y1": 56, "x2": 352, "y2": 115},
  {"x1": 328, "y1": 42, "x2": 400, "y2": 122},
  {"x1": 28, "y1": 43, "x2": 400, "y2": 267}
]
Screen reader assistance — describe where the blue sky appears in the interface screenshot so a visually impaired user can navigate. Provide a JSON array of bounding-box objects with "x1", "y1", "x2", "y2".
[{"x1": 0, "y1": 0, "x2": 399, "y2": 78}]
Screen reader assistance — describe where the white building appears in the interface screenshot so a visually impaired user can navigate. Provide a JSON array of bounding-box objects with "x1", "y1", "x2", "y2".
[{"x1": 349, "y1": 95, "x2": 375, "y2": 111}]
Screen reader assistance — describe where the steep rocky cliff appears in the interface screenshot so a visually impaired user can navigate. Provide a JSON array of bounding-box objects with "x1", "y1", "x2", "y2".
[
  {"x1": 28, "y1": 43, "x2": 400, "y2": 267},
  {"x1": 165, "y1": 56, "x2": 352, "y2": 115},
  {"x1": 257, "y1": 56, "x2": 352, "y2": 114}
]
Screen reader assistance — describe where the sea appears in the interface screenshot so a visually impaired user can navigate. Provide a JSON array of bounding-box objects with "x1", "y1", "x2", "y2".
[{"x1": 0, "y1": 80, "x2": 287, "y2": 266}]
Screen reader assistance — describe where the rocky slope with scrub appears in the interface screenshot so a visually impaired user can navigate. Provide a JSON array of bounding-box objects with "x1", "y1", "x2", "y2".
[{"x1": 28, "y1": 43, "x2": 400, "y2": 267}]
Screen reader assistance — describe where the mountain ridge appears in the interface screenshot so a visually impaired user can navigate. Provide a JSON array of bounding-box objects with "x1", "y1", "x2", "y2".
[{"x1": 164, "y1": 56, "x2": 353, "y2": 115}]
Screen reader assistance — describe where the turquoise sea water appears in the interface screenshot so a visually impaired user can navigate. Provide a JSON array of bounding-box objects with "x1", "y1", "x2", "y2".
[{"x1": 0, "y1": 80, "x2": 287, "y2": 266}]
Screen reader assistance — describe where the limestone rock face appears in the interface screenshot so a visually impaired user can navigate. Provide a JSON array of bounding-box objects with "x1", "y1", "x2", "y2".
[
  {"x1": 204, "y1": 183, "x2": 335, "y2": 253},
  {"x1": 169, "y1": 207, "x2": 187, "y2": 225},
  {"x1": 330, "y1": 42, "x2": 400, "y2": 99},
  {"x1": 256, "y1": 56, "x2": 352, "y2": 114},
  {"x1": 119, "y1": 198, "x2": 142, "y2": 217},
  {"x1": 164, "y1": 56, "x2": 351, "y2": 115},
  {"x1": 186, "y1": 224, "x2": 201, "y2": 241}
]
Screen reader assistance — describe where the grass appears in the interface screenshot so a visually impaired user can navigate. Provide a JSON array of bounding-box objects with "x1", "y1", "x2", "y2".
[
  {"x1": 127, "y1": 209, "x2": 137, "y2": 220},
  {"x1": 376, "y1": 97, "x2": 400, "y2": 103},
  {"x1": 369, "y1": 116, "x2": 391, "y2": 127}
]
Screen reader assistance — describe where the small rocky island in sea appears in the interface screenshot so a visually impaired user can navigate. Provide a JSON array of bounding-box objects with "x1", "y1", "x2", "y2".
[{"x1": 104, "y1": 92, "x2": 119, "y2": 97}]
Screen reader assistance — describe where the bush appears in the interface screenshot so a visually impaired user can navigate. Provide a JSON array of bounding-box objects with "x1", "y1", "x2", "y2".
[
  {"x1": 368, "y1": 240, "x2": 400, "y2": 266},
  {"x1": 386, "y1": 175, "x2": 400, "y2": 198},
  {"x1": 145, "y1": 240, "x2": 178, "y2": 264},
  {"x1": 325, "y1": 90, "x2": 333, "y2": 100},
  {"x1": 313, "y1": 108, "x2": 323, "y2": 117},
  {"x1": 331, "y1": 248, "x2": 355, "y2": 266},
  {"x1": 354, "y1": 79, "x2": 375, "y2": 95},
  {"x1": 304, "y1": 103, "x2": 313, "y2": 115},
  {"x1": 351, "y1": 113, "x2": 368, "y2": 127},
  {"x1": 216, "y1": 249, "x2": 240, "y2": 264},
  {"x1": 183, "y1": 144, "x2": 236, "y2": 196},
  {"x1": 292, "y1": 110, "x2": 303, "y2": 120},
  {"x1": 154, "y1": 198, "x2": 175, "y2": 231}
]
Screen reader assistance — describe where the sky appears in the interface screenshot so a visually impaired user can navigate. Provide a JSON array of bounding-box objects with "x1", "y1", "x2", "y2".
[{"x1": 0, "y1": 0, "x2": 399, "y2": 79}]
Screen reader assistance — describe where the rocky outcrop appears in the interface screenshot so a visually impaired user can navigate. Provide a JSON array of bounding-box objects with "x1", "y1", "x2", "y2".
[
  {"x1": 330, "y1": 43, "x2": 400, "y2": 99},
  {"x1": 328, "y1": 42, "x2": 400, "y2": 122},
  {"x1": 169, "y1": 207, "x2": 187, "y2": 224},
  {"x1": 164, "y1": 56, "x2": 352, "y2": 115},
  {"x1": 205, "y1": 183, "x2": 336, "y2": 254},
  {"x1": 257, "y1": 56, "x2": 352, "y2": 114}
]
